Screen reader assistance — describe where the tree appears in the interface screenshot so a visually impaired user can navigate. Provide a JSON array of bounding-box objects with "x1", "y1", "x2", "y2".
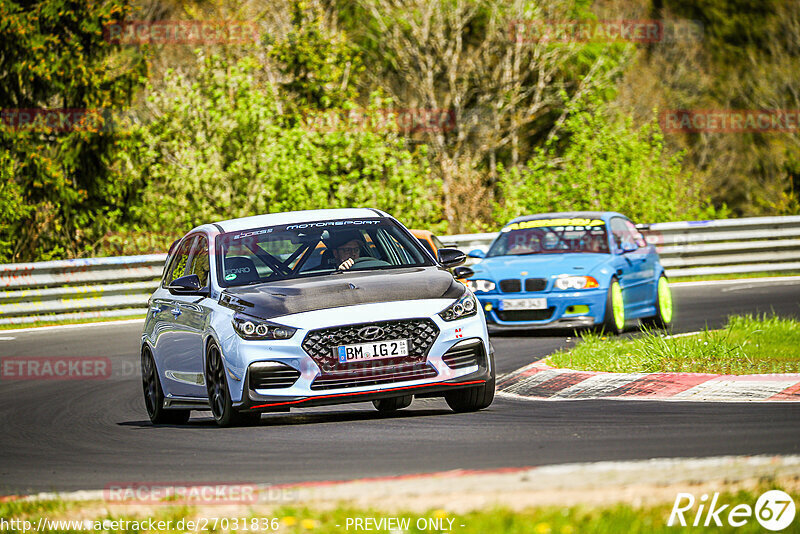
[
  {"x1": 117, "y1": 52, "x2": 439, "y2": 251},
  {"x1": 615, "y1": 0, "x2": 800, "y2": 216},
  {"x1": 0, "y1": 0, "x2": 147, "y2": 261},
  {"x1": 495, "y1": 95, "x2": 718, "y2": 224},
  {"x1": 336, "y1": 0, "x2": 631, "y2": 231}
]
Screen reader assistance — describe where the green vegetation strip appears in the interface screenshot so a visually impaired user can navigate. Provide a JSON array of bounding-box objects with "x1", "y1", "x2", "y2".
[
  {"x1": 2, "y1": 487, "x2": 794, "y2": 534},
  {"x1": 549, "y1": 315, "x2": 800, "y2": 375}
]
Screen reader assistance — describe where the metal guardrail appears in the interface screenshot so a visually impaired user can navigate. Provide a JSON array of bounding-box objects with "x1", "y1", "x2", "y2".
[
  {"x1": 0, "y1": 255, "x2": 165, "y2": 325},
  {"x1": 2, "y1": 216, "x2": 800, "y2": 325}
]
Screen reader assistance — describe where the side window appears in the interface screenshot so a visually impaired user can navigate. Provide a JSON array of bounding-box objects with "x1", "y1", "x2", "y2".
[
  {"x1": 187, "y1": 235, "x2": 210, "y2": 287},
  {"x1": 432, "y1": 235, "x2": 444, "y2": 251},
  {"x1": 417, "y1": 238, "x2": 435, "y2": 257},
  {"x1": 624, "y1": 220, "x2": 647, "y2": 248},
  {"x1": 610, "y1": 218, "x2": 636, "y2": 250},
  {"x1": 164, "y1": 237, "x2": 194, "y2": 286}
]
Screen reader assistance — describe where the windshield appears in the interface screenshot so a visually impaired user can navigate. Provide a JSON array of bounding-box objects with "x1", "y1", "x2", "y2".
[
  {"x1": 215, "y1": 218, "x2": 433, "y2": 287},
  {"x1": 486, "y1": 218, "x2": 610, "y2": 257}
]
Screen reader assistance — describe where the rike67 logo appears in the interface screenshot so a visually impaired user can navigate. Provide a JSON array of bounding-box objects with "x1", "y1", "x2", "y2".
[{"x1": 668, "y1": 490, "x2": 796, "y2": 531}]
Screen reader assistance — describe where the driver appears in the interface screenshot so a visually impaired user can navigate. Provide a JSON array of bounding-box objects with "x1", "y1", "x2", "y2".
[{"x1": 326, "y1": 231, "x2": 365, "y2": 270}]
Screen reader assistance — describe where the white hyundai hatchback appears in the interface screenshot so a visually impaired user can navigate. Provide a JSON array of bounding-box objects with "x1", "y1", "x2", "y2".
[{"x1": 141, "y1": 209, "x2": 494, "y2": 426}]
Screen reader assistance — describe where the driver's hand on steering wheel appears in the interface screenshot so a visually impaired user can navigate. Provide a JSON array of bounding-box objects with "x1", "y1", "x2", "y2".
[{"x1": 338, "y1": 258, "x2": 355, "y2": 270}]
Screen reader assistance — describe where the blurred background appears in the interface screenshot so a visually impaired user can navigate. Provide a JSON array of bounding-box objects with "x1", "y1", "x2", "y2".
[{"x1": 1, "y1": 0, "x2": 798, "y2": 262}]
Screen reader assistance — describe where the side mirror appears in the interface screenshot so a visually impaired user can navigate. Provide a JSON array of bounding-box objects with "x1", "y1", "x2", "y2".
[
  {"x1": 467, "y1": 249, "x2": 486, "y2": 259},
  {"x1": 620, "y1": 241, "x2": 638, "y2": 253},
  {"x1": 452, "y1": 266, "x2": 475, "y2": 280},
  {"x1": 437, "y1": 248, "x2": 466, "y2": 268},
  {"x1": 168, "y1": 274, "x2": 209, "y2": 296}
]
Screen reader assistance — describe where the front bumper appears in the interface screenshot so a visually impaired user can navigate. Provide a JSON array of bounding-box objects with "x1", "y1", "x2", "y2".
[
  {"x1": 239, "y1": 364, "x2": 493, "y2": 411},
  {"x1": 476, "y1": 288, "x2": 607, "y2": 329},
  {"x1": 219, "y1": 301, "x2": 492, "y2": 410}
]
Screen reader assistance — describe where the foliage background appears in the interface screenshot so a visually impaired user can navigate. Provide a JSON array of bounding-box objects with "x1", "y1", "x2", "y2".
[{"x1": 1, "y1": 0, "x2": 797, "y2": 261}]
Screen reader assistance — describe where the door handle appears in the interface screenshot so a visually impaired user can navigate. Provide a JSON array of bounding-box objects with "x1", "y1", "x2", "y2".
[{"x1": 171, "y1": 306, "x2": 182, "y2": 317}]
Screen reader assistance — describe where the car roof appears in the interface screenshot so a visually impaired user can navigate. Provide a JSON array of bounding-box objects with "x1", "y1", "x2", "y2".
[
  {"x1": 195, "y1": 208, "x2": 390, "y2": 234},
  {"x1": 505, "y1": 211, "x2": 626, "y2": 225}
]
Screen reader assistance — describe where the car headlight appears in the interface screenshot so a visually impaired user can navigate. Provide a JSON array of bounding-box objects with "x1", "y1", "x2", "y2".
[
  {"x1": 554, "y1": 275, "x2": 599, "y2": 290},
  {"x1": 465, "y1": 279, "x2": 496, "y2": 293},
  {"x1": 232, "y1": 314, "x2": 297, "y2": 340},
  {"x1": 439, "y1": 290, "x2": 478, "y2": 321}
]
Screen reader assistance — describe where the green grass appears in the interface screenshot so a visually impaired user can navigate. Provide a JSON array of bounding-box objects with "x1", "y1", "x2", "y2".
[
  {"x1": 1, "y1": 487, "x2": 796, "y2": 533},
  {"x1": 270, "y1": 495, "x2": 799, "y2": 534},
  {"x1": 0, "y1": 314, "x2": 145, "y2": 331},
  {"x1": 671, "y1": 271, "x2": 800, "y2": 283},
  {"x1": 0, "y1": 498, "x2": 69, "y2": 518},
  {"x1": 549, "y1": 314, "x2": 800, "y2": 374}
]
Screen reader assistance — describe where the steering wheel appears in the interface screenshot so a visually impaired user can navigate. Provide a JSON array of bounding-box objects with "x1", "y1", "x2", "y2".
[{"x1": 351, "y1": 257, "x2": 390, "y2": 268}]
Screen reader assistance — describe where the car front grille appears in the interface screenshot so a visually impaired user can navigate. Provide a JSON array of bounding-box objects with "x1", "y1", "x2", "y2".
[
  {"x1": 524, "y1": 278, "x2": 548, "y2": 291},
  {"x1": 249, "y1": 362, "x2": 301, "y2": 389},
  {"x1": 495, "y1": 308, "x2": 556, "y2": 322},
  {"x1": 302, "y1": 318, "x2": 440, "y2": 389},
  {"x1": 499, "y1": 279, "x2": 522, "y2": 292},
  {"x1": 310, "y1": 362, "x2": 438, "y2": 390},
  {"x1": 441, "y1": 339, "x2": 485, "y2": 369}
]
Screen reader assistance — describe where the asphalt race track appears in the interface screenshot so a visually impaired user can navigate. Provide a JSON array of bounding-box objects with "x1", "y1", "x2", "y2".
[{"x1": 1, "y1": 279, "x2": 799, "y2": 494}]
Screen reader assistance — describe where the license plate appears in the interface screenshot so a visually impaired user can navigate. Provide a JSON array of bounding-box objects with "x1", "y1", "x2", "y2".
[
  {"x1": 500, "y1": 298, "x2": 548, "y2": 311},
  {"x1": 337, "y1": 339, "x2": 409, "y2": 363}
]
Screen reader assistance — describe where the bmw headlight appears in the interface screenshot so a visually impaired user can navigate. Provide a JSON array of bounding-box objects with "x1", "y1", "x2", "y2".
[
  {"x1": 439, "y1": 290, "x2": 478, "y2": 321},
  {"x1": 465, "y1": 279, "x2": 496, "y2": 293},
  {"x1": 232, "y1": 314, "x2": 297, "y2": 340},
  {"x1": 554, "y1": 275, "x2": 599, "y2": 290}
]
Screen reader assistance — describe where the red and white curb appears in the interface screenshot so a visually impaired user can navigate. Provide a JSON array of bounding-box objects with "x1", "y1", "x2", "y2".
[{"x1": 497, "y1": 361, "x2": 800, "y2": 402}]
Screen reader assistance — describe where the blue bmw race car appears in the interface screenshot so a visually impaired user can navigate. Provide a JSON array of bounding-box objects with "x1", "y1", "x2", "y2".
[{"x1": 464, "y1": 211, "x2": 673, "y2": 333}]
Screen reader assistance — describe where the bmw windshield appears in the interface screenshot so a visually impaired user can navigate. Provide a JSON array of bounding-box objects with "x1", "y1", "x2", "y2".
[
  {"x1": 486, "y1": 218, "x2": 610, "y2": 257},
  {"x1": 215, "y1": 218, "x2": 434, "y2": 287}
]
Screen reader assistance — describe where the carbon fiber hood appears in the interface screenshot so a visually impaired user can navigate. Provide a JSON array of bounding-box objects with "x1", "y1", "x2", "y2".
[{"x1": 220, "y1": 266, "x2": 463, "y2": 320}]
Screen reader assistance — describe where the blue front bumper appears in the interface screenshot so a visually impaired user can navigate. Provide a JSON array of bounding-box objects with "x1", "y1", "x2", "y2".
[{"x1": 475, "y1": 288, "x2": 607, "y2": 329}]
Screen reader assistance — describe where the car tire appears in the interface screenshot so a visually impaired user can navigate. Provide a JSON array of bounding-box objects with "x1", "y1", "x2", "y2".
[
  {"x1": 444, "y1": 375, "x2": 495, "y2": 412},
  {"x1": 642, "y1": 274, "x2": 674, "y2": 329},
  {"x1": 600, "y1": 278, "x2": 625, "y2": 335},
  {"x1": 141, "y1": 348, "x2": 190, "y2": 425},
  {"x1": 372, "y1": 395, "x2": 412, "y2": 412},
  {"x1": 205, "y1": 342, "x2": 260, "y2": 427}
]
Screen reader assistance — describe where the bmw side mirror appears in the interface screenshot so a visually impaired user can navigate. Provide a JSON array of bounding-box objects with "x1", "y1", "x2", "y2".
[
  {"x1": 452, "y1": 266, "x2": 475, "y2": 280},
  {"x1": 168, "y1": 274, "x2": 209, "y2": 296},
  {"x1": 467, "y1": 249, "x2": 486, "y2": 259},
  {"x1": 437, "y1": 248, "x2": 466, "y2": 268}
]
